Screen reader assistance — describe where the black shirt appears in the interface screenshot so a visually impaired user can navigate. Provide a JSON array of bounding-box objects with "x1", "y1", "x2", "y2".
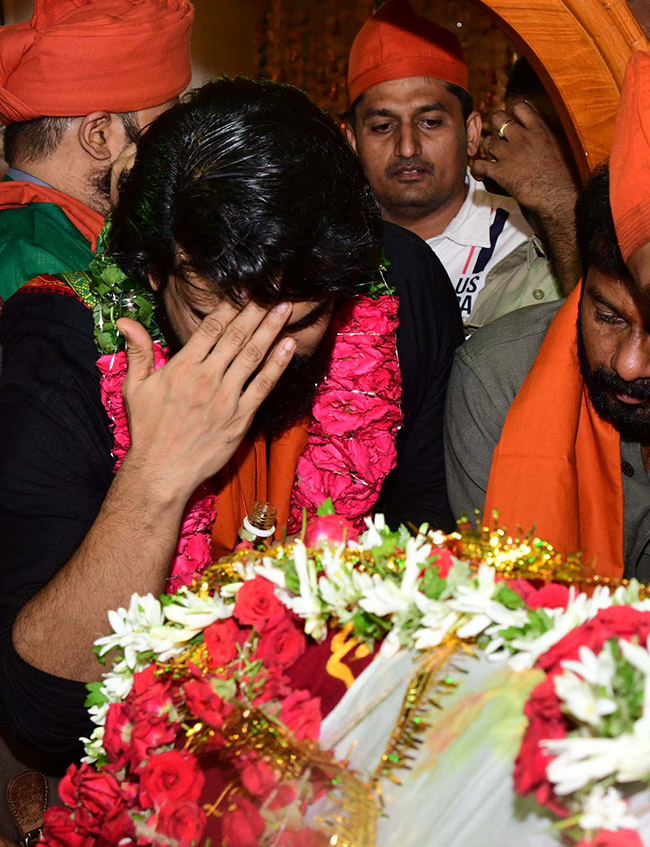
[{"x1": 0, "y1": 220, "x2": 462, "y2": 763}]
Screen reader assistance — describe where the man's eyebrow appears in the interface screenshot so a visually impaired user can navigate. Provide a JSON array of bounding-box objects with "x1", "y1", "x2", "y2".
[
  {"x1": 363, "y1": 102, "x2": 448, "y2": 119},
  {"x1": 286, "y1": 300, "x2": 331, "y2": 331}
]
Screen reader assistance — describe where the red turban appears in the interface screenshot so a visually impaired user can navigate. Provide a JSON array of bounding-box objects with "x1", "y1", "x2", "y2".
[
  {"x1": 0, "y1": 0, "x2": 193, "y2": 126},
  {"x1": 610, "y1": 51, "x2": 650, "y2": 262},
  {"x1": 347, "y1": 0, "x2": 468, "y2": 104}
]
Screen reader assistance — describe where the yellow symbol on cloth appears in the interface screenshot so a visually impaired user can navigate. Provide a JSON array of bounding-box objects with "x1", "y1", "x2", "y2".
[{"x1": 326, "y1": 623, "x2": 371, "y2": 689}]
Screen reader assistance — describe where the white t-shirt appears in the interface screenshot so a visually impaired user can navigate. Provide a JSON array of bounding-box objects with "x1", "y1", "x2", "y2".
[{"x1": 426, "y1": 171, "x2": 533, "y2": 322}]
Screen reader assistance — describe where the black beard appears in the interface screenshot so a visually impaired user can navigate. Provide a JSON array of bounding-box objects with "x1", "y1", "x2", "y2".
[
  {"x1": 578, "y1": 322, "x2": 650, "y2": 443},
  {"x1": 252, "y1": 337, "x2": 334, "y2": 439}
]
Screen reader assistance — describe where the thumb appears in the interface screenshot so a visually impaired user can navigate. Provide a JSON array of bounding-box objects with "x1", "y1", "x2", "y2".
[{"x1": 116, "y1": 318, "x2": 156, "y2": 387}]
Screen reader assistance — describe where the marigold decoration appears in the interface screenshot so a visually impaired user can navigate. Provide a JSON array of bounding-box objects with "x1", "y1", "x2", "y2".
[{"x1": 41, "y1": 513, "x2": 650, "y2": 847}]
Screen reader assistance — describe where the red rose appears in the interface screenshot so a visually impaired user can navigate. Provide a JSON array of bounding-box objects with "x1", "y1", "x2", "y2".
[
  {"x1": 240, "y1": 759, "x2": 277, "y2": 797},
  {"x1": 277, "y1": 827, "x2": 330, "y2": 847},
  {"x1": 183, "y1": 677, "x2": 233, "y2": 728},
  {"x1": 257, "y1": 617, "x2": 306, "y2": 670},
  {"x1": 578, "y1": 830, "x2": 644, "y2": 847},
  {"x1": 303, "y1": 514, "x2": 360, "y2": 546},
  {"x1": 537, "y1": 608, "x2": 650, "y2": 674},
  {"x1": 95, "y1": 805, "x2": 135, "y2": 847},
  {"x1": 513, "y1": 676, "x2": 567, "y2": 816},
  {"x1": 149, "y1": 800, "x2": 206, "y2": 846},
  {"x1": 222, "y1": 795, "x2": 266, "y2": 847},
  {"x1": 280, "y1": 690, "x2": 321, "y2": 741},
  {"x1": 59, "y1": 763, "x2": 123, "y2": 820},
  {"x1": 139, "y1": 749, "x2": 204, "y2": 809},
  {"x1": 41, "y1": 807, "x2": 94, "y2": 847},
  {"x1": 204, "y1": 618, "x2": 239, "y2": 667},
  {"x1": 268, "y1": 782, "x2": 297, "y2": 810},
  {"x1": 234, "y1": 576, "x2": 284, "y2": 631},
  {"x1": 102, "y1": 702, "x2": 132, "y2": 768},
  {"x1": 508, "y1": 581, "x2": 570, "y2": 611},
  {"x1": 127, "y1": 713, "x2": 178, "y2": 771},
  {"x1": 129, "y1": 666, "x2": 172, "y2": 717},
  {"x1": 431, "y1": 550, "x2": 454, "y2": 579}
]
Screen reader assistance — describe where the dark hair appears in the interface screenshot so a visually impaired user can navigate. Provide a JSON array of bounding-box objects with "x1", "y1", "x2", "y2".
[
  {"x1": 3, "y1": 111, "x2": 140, "y2": 166},
  {"x1": 343, "y1": 80, "x2": 474, "y2": 128},
  {"x1": 109, "y1": 77, "x2": 383, "y2": 305},
  {"x1": 3, "y1": 116, "x2": 71, "y2": 165},
  {"x1": 505, "y1": 57, "x2": 547, "y2": 103},
  {"x1": 575, "y1": 163, "x2": 632, "y2": 281}
]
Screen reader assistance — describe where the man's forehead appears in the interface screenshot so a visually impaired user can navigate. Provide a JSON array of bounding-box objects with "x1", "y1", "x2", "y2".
[
  {"x1": 358, "y1": 76, "x2": 456, "y2": 112},
  {"x1": 585, "y1": 267, "x2": 650, "y2": 323}
]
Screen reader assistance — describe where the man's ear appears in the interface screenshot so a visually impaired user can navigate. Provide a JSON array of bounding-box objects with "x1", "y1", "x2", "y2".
[
  {"x1": 345, "y1": 123, "x2": 358, "y2": 153},
  {"x1": 466, "y1": 111, "x2": 482, "y2": 158},
  {"x1": 78, "y1": 111, "x2": 117, "y2": 162}
]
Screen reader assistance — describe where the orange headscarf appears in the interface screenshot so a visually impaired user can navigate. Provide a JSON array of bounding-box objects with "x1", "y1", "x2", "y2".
[
  {"x1": 347, "y1": 0, "x2": 468, "y2": 104},
  {"x1": 610, "y1": 51, "x2": 650, "y2": 262},
  {"x1": 0, "y1": 0, "x2": 193, "y2": 126},
  {"x1": 484, "y1": 286, "x2": 624, "y2": 579}
]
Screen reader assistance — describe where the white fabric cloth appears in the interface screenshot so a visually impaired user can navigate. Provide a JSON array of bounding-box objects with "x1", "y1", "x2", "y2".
[
  {"x1": 319, "y1": 646, "x2": 650, "y2": 846},
  {"x1": 426, "y1": 172, "x2": 534, "y2": 323}
]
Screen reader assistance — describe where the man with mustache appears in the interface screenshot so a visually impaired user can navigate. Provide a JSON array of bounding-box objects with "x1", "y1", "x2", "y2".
[
  {"x1": 344, "y1": 0, "x2": 564, "y2": 328},
  {"x1": 444, "y1": 162, "x2": 650, "y2": 581},
  {"x1": 0, "y1": 77, "x2": 461, "y2": 773},
  {"x1": 0, "y1": 0, "x2": 192, "y2": 304}
]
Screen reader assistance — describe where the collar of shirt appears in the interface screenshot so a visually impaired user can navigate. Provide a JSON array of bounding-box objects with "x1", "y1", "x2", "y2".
[
  {"x1": 6, "y1": 167, "x2": 53, "y2": 189},
  {"x1": 427, "y1": 170, "x2": 496, "y2": 249}
]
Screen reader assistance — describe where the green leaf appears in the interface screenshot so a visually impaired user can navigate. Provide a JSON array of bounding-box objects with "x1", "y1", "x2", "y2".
[
  {"x1": 493, "y1": 583, "x2": 526, "y2": 610},
  {"x1": 421, "y1": 567, "x2": 445, "y2": 600},
  {"x1": 317, "y1": 498, "x2": 336, "y2": 516},
  {"x1": 85, "y1": 681, "x2": 109, "y2": 709},
  {"x1": 101, "y1": 265, "x2": 128, "y2": 285}
]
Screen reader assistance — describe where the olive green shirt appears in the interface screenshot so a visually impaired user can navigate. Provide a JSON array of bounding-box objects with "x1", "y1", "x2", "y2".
[{"x1": 444, "y1": 300, "x2": 650, "y2": 581}]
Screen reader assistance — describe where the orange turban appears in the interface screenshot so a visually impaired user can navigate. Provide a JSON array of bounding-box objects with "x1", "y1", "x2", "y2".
[
  {"x1": 0, "y1": 0, "x2": 193, "y2": 126},
  {"x1": 610, "y1": 50, "x2": 650, "y2": 262},
  {"x1": 347, "y1": 0, "x2": 468, "y2": 104}
]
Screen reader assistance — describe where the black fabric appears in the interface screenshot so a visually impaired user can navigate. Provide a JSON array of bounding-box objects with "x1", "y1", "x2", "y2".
[
  {"x1": 377, "y1": 222, "x2": 464, "y2": 531},
  {"x1": 0, "y1": 223, "x2": 461, "y2": 763}
]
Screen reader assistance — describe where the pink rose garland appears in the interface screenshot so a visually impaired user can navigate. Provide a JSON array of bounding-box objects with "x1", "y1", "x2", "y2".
[{"x1": 288, "y1": 294, "x2": 402, "y2": 532}]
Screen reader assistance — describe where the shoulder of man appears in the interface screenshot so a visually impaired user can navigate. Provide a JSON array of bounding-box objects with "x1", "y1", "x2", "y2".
[{"x1": 456, "y1": 299, "x2": 562, "y2": 405}]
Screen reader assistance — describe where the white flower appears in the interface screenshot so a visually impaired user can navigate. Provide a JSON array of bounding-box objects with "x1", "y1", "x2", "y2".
[
  {"x1": 359, "y1": 575, "x2": 412, "y2": 617},
  {"x1": 619, "y1": 637, "x2": 650, "y2": 719},
  {"x1": 554, "y1": 671, "x2": 617, "y2": 727},
  {"x1": 81, "y1": 726, "x2": 106, "y2": 763},
  {"x1": 285, "y1": 542, "x2": 327, "y2": 640},
  {"x1": 360, "y1": 513, "x2": 386, "y2": 548},
  {"x1": 94, "y1": 593, "x2": 165, "y2": 668},
  {"x1": 163, "y1": 589, "x2": 232, "y2": 631},
  {"x1": 561, "y1": 644, "x2": 616, "y2": 692},
  {"x1": 580, "y1": 785, "x2": 638, "y2": 832}
]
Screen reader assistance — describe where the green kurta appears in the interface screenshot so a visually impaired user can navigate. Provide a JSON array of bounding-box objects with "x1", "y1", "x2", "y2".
[{"x1": 0, "y1": 199, "x2": 96, "y2": 303}]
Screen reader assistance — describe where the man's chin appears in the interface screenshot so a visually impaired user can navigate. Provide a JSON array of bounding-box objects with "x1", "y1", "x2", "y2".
[{"x1": 588, "y1": 391, "x2": 650, "y2": 443}]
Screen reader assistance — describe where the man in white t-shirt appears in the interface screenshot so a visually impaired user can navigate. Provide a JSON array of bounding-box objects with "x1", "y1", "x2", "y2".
[{"x1": 344, "y1": 0, "x2": 564, "y2": 327}]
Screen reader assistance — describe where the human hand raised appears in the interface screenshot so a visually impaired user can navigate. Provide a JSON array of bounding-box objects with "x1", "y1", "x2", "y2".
[
  {"x1": 471, "y1": 101, "x2": 579, "y2": 219},
  {"x1": 115, "y1": 299, "x2": 296, "y2": 503}
]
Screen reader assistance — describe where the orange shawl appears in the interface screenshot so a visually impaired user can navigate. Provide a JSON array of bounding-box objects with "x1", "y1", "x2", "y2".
[
  {"x1": 484, "y1": 286, "x2": 624, "y2": 578},
  {"x1": 211, "y1": 424, "x2": 310, "y2": 560}
]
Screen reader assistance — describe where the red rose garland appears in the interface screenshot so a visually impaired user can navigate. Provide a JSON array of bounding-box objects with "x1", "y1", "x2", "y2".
[{"x1": 96, "y1": 294, "x2": 402, "y2": 586}]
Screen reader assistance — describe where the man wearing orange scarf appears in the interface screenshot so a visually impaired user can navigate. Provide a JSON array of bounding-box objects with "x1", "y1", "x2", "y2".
[
  {"x1": 0, "y1": 0, "x2": 192, "y2": 303},
  {"x1": 445, "y1": 163, "x2": 650, "y2": 581}
]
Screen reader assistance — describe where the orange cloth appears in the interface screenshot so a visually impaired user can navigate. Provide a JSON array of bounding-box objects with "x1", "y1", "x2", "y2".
[
  {"x1": 347, "y1": 0, "x2": 468, "y2": 104},
  {"x1": 211, "y1": 421, "x2": 310, "y2": 560},
  {"x1": 610, "y1": 51, "x2": 650, "y2": 262},
  {"x1": 0, "y1": 179, "x2": 104, "y2": 247},
  {"x1": 0, "y1": 0, "x2": 192, "y2": 125},
  {"x1": 484, "y1": 286, "x2": 624, "y2": 579}
]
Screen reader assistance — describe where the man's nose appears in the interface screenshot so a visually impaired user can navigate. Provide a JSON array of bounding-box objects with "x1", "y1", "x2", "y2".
[
  {"x1": 612, "y1": 333, "x2": 650, "y2": 383},
  {"x1": 395, "y1": 125, "x2": 421, "y2": 159}
]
